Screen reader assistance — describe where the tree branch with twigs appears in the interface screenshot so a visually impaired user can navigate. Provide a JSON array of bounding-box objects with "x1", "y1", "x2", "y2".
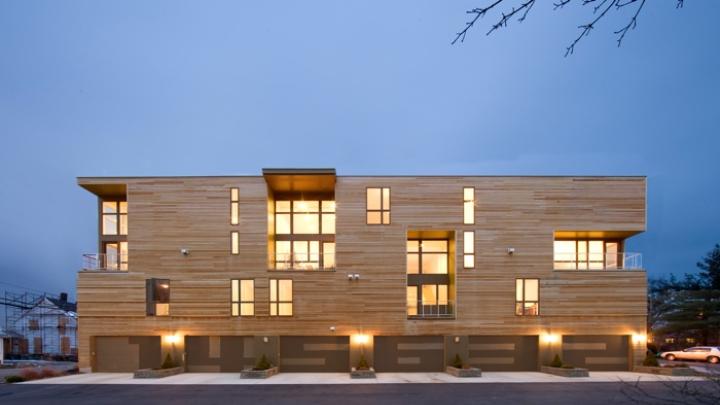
[{"x1": 452, "y1": 0, "x2": 686, "y2": 56}]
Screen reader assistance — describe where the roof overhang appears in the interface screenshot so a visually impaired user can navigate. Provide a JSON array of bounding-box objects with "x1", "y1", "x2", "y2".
[
  {"x1": 77, "y1": 178, "x2": 127, "y2": 198},
  {"x1": 554, "y1": 230, "x2": 643, "y2": 239},
  {"x1": 262, "y1": 168, "x2": 336, "y2": 193}
]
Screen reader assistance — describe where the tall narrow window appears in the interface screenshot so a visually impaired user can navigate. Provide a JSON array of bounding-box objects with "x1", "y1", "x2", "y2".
[
  {"x1": 463, "y1": 187, "x2": 474, "y2": 224},
  {"x1": 366, "y1": 187, "x2": 390, "y2": 224},
  {"x1": 231, "y1": 231, "x2": 239, "y2": 255},
  {"x1": 515, "y1": 278, "x2": 539, "y2": 316},
  {"x1": 104, "y1": 241, "x2": 128, "y2": 271},
  {"x1": 463, "y1": 231, "x2": 475, "y2": 269},
  {"x1": 146, "y1": 279, "x2": 170, "y2": 316},
  {"x1": 230, "y1": 188, "x2": 239, "y2": 225},
  {"x1": 231, "y1": 279, "x2": 254, "y2": 316},
  {"x1": 102, "y1": 201, "x2": 128, "y2": 235},
  {"x1": 269, "y1": 279, "x2": 292, "y2": 316}
]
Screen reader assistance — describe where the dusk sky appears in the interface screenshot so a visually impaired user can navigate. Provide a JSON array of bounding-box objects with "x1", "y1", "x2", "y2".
[{"x1": 1, "y1": 1, "x2": 718, "y2": 301}]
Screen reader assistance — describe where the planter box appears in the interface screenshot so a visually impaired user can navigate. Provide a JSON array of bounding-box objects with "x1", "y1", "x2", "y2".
[
  {"x1": 133, "y1": 367, "x2": 183, "y2": 379},
  {"x1": 446, "y1": 366, "x2": 482, "y2": 378},
  {"x1": 240, "y1": 366, "x2": 279, "y2": 379},
  {"x1": 634, "y1": 366, "x2": 697, "y2": 376},
  {"x1": 540, "y1": 366, "x2": 589, "y2": 378},
  {"x1": 350, "y1": 367, "x2": 376, "y2": 379}
]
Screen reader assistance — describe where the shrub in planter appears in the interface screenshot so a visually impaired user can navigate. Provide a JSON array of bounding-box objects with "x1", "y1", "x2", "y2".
[
  {"x1": 451, "y1": 354, "x2": 464, "y2": 369},
  {"x1": 4, "y1": 375, "x2": 25, "y2": 384},
  {"x1": 642, "y1": 352, "x2": 659, "y2": 367},
  {"x1": 20, "y1": 368, "x2": 41, "y2": 381},
  {"x1": 161, "y1": 353, "x2": 177, "y2": 369},
  {"x1": 254, "y1": 354, "x2": 272, "y2": 371},
  {"x1": 550, "y1": 354, "x2": 563, "y2": 368},
  {"x1": 351, "y1": 355, "x2": 376, "y2": 379},
  {"x1": 40, "y1": 368, "x2": 61, "y2": 378},
  {"x1": 356, "y1": 354, "x2": 370, "y2": 370}
]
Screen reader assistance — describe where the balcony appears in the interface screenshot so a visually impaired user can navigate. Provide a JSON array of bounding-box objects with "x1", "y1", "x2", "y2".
[
  {"x1": 553, "y1": 252, "x2": 643, "y2": 270},
  {"x1": 408, "y1": 300, "x2": 455, "y2": 319},
  {"x1": 82, "y1": 253, "x2": 127, "y2": 271},
  {"x1": 273, "y1": 253, "x2": 335, "y2": 271}
]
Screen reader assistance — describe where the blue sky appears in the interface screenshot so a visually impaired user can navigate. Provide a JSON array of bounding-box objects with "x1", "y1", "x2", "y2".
[{"x1": 1, "y1": 1, "x2": 718, "y2": 299}]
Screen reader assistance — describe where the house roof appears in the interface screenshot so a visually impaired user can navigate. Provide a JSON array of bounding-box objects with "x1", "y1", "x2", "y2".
[{"x1": 47, "y1": 297, "x2": 77, "y2": 313}]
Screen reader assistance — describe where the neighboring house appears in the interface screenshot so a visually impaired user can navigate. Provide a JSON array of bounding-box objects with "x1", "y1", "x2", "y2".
[
  {"x1": 10, "y1": 294, "x2": 78, "y2": 359},
  {"x1": 77, "y1": 169, "x2": 648, "y2": 373}
]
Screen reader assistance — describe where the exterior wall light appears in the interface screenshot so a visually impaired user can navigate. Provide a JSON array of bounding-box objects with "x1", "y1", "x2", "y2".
[
  {"x1": 263, "y1": 336, "x2": 269, "y2": 343},
  {"x1": 164, "y1": 335, "x2": 180, "y2": 344},
  {"x1": 353, "y1": 334, "x2": 370, "y2": 345},
  {"x1": 632, "y1": 334, "x2": 647, "y2": 344},
  {"x1": 541, "y1": 333, "x2": 559, "y2": 344}
]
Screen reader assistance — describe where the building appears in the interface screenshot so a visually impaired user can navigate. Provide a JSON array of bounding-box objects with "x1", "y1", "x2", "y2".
[{"x1": 77, "y1": 169, "x2": 648, "y2": 373}]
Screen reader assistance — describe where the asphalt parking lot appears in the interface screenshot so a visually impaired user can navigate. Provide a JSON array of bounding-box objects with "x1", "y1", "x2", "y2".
[{"x1": 0, "y1": 381, "x2": 716, "y2": 405}]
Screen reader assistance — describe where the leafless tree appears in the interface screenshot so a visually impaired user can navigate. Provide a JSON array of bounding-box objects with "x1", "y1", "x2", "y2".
[
  {"x1": 619, "y1": 370, "x2": 720, "y2": 404},
  {"x1": 453, "y1": 0, "x2": 686, "y2": 56}
]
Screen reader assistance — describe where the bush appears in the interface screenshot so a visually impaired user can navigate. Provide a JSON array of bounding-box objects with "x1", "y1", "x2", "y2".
[
  {"x1": 254, "y1": 354, "x2": 272, "y2": 371},
  {"x1": 643, "y1": 352, "x2": 660, "y2": 367},
  {"x1": 160, "y1": 353, "x2": 177, "y2": 369},
  {"x1": 19, "y1": 368, "x2": 41, "y2": 381},
  {"x1": 40, "y1": 368, "x2": 61, "y2": 378},
  {"x1": 357, "y1": 354, "x2": 370, "y2": 370},
  {"x1": 4, "y1": 375, "x2": 25, "y2": 383},
  {"x1": 451, "y1": 354, "x2": 464, "y2": 369},
  {"x1": 646, "y1": 342, "x2": 658, "y2": 354},
  {"x1": 549, "y1": 354, "x2": 563, "y2": 368}
]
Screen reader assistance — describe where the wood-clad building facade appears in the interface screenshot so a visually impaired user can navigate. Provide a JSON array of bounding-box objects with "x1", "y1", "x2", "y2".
[{"x1": 77, "y1": 169, "x2": 648, "y2": 373}]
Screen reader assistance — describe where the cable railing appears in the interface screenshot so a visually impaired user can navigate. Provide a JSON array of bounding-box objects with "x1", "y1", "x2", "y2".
[
  {"x1": 408, "y1": 300, "x2": 455, "y2": 319},
  {"x1": 82, "y1": 253, "x2": 128, "y2": 271},
  {"x1": 553, "y1": 252, "x2": 642, "y2": 270}
]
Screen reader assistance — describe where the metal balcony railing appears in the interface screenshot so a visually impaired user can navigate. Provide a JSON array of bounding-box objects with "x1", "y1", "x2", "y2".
[
  {"x1": 553, "y1": 252, "x2": 642, "y2": 270},
  {"x1": 273, "y1": 253, "x2": 335, "y2": 271},
  {"x1": 82, "y1": 253, "x2": 128, "y2": 271},
  {"x1": 408, "y1": 300, "x2": 455, "y2": 319}
]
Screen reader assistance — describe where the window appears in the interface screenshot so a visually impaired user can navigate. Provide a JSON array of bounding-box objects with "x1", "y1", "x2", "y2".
[
  {"x1": 269, "y1": 279, "x2": 292, "y2": 316},
  {"x1": 231, "y1": 279, "x2": 254, "y2": 316},
  {"x1": 230, "y1": 188, "x2": 239, "y2": 225},
  {"x1": 104, "y1": 241, "x2": 128, "y2": 270},
  {"x1": 407, "y1": 239, "x2": 448, "y2": 274},
  {"x1": 366, "y1": 187, "x2": 390, "y2": 224},
  {"x1": 463, "y1": 187, "x2": 474, "y2": 225},
  {"x1": 686, "y1": 337, "x2": 696, "y2": 344},
  {"x1": 273, "y1": 199, "x2": 335, "y2": 270},
  {"x1": 665, "y1": 338, "x2": 675, "y2": 344},
  {"x1": 515, "y1": 278, "x2": 539, "y2": 316},
  {"x1": 553, "y1": 240, "x2": 620, "y2": 270},
  {"x1": 146, "y1": 279, "x2": 170, "y2": 316},
  {"x1": 28, "y1": 319, "x2": 40, "y2": 331},
  {"x1": 102, "y1": 201, "x2": 128, "y2": 235},
  {"x1": 231, "y1": 231, "x2": 239, "y2": 255},
  {"x1": 407, "y1": 284, "x2": 449, "y2": 317},
  {"x1": 463, "y1": 231, "x2": 474, "y2": 269}
]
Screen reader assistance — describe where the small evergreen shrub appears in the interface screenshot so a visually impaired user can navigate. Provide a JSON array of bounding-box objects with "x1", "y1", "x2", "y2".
[
  {"x1": 40, "y1": 367, "x2": 61, "y2": 378},
  {"x1": 549, "y1": 354, "x2": 563, "y2": 368},
  {"x1": 19, "y1": 368, "x2": 41, "y2": 380},
  {"x1": 161, "y1": 353, "x2": 177, "y2": 369},
  {"x1": 451, "y1": 354, "x2": 464, "y2": 369},
  {"x1": 357, "y1": 354, "x2": 370, "y2": 370},
  {"x1": 642, "y1": 352, "x2": 660, "y2": 367},
  {"x1": 4, "y1": 375, "x2": 25, "y2": 383},
  {"x1": 254, "y1": 354, "x2": 272, "y2": 371}
]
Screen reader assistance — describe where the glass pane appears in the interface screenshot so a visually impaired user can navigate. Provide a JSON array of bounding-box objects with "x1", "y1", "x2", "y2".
[
  {"x1": 279, "y1": 303, "x2": 292, "y2": 316},
  {"x1": 589, "y1": 240, "x2": 604, "y2": 269},
  {"x1": 231, "y1": 303, "x2": 239, "y2": 317},
  {"x1": 382, "y1": 188, "x2": 390, "y2": 210},
  {"x1": 382, "y1": 211, "x2": 390, "y2": 224},
  {"x1": 309, "y1": 241, "x2": 320, "y2": 262},
  {"x1": 231, "y1": 232, "x2": 239, "y2": 254},
  {"x1": 553, "y1": 241, "x2": 576, "y2": 263},
  {"x1": 106, "y1": 243, "x2": 118, "y2": 269},
  {"x1": 231, "y1": 203, "x2": 239, "y2": 225},
  {"x1": 321, "y1": 214, "x2": 335, "y2": 234},
  {"x1": 119, "y1": 214, "x2": 128, "y2": 235},
  {"x1": 270, "y1": 305, "x2": 277, "y2": 316},
  {"x1": 407, "y1": 241, "x2": 419, "y2": 252},
  {"x1": 422, "y1": 240, "x2": 447, "y2": 253},
  {"x1": 321, "y1": 201, "x2": 335, "y2": 213},
  {"x1": 421, "y1": 254, "x2": 447, "y2": 274},
  {"x1": 524, "y1": 302, "x2": 538, "y2": 316},
  {"x1": 464, "y1": 232, "x2": 474, "y2": 254},
  {"x1": 407, "y1": 287, "x2": 417, "y2": 316},
  {"x1": 464, "y1": 254, "x2": 474, "y2": 268},
  {"x1": 577, "y1": 240, "x2": 588, "y2": 263},
  {"x1": 323, "y1": 243, "x2": 335, "y2": 269},
  {"x1": 230, "y1": 188, "x2": 239, "y2": 201},
  {"x1": 463, "y1": 187, "x2": 474, "y2": 202},
  {"x1": 119, "y1": 201, "x2": 128, "y2": 213},
  {"x1": 279, "y1": 280, "x2": 292, "y2": 301},
  {"x1": 240, "y1": 303, "x2": 254, "y2": 316},
  {"x1": 422, "y1": 285, "x2": 437, "y2": 305},
  {"x1": 276, "y1": 241, "x2": 291, "y2": 268},
  {"x1": 270, "y1": 280, "x2": 277, "y2": 301},
  {"x1": 154, "y1": 280, "x2": 170, "y2": 302},
  {"x1": 276, "y1": 214, "x2": 291, "y2": 234},
  {"x1": 241, "y1": 280, "x2": 254, "y2": 301},
  {"x1": 119, "y1": 242, "x2": 128, "y2": 270},
  {"x1": 231, "y1": 280, "x2": 239, "y2": 302},
  {"x1": 367, "y1": 188, "x2": 381, "y2": 210},
  {"x1": 515, "y1": 302, "x2": 523, "y2": 316},
  {"x1": 367, "y1": 211, "x2": 381, "y2": 224},
  {"x1": 524, "y1": 279, "x2": 539, "y2": 301},
  {"x1": 293, "y1": 213, "x2": 319, "y2": 234},
  {"x1": 102, "y1": 201, "x2": 117, "y2": 214},
  {"x1": 464, "y1": 201, "x2": 474, "y2": 224},
  {"x1": 293, "y1": 241, "x2": 308, "y2": 262},
  {"x1": 516, "y1": 279, "x2": 523, "y2": 301},
  {"x1": 103, "y1": 215, "x2": 118, "y2": 235},
  {"x1": 155, "y1": 303, "x2": 170, "y2": 316},
  {"x1": 438, "y1": 285, "x2": 448, "y2": 305},
  {"x1": 276, "y1": 201, "x2": 291, "y2": 213},
  {"x1": 605, "y1": 242, "x2": 618, "y2": 269},
  {"x1": 294, "y1": 200, "x2": 319, "y2": 213},
  {"x1": 406, "y1": 253, "x2": 419, "y2": 274}
]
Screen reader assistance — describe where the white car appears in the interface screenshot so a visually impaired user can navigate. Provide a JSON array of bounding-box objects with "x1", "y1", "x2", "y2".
[{"x1": 659, "y1": 346, "x2": 720, "y2": 364}]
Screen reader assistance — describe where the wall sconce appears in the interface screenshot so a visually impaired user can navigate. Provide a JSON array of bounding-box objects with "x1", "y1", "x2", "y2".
[
  {"x1": 632, "y1": 334, "x2": 647, "y2": 344},
  {"x1": 353, "y1": 274, "x2": 360, "y2": 280},
  {"x1": 329, "y1": 326, "x2": 336, "y2": 332},
  {"x1": 180, "y1": 248, "x2": 190, "y2": 256},
  {"x1": 507, "y1": 247, "x2": 515, "y2": 255},
  {"x1": 541, "y1": 333, "x2": 559, "y2": 344},
  {"x1": 353, "y1": 334, "x2": 370, "y2": 345},
  {"x1": 164, "y1": 335, "x2": 180, "y2": 344},
  {"x1": 454, "y1": 336, "x2": 460, "y2": 343},
  {"x1": 348, "y1": 274, "x2": 354, "y2": 281},
  {"x1": 263, "y1": 336, "x2": 269, "y2": 343}
]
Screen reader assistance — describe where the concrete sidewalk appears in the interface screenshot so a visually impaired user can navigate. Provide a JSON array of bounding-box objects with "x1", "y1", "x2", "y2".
[{"x1": 21, "y1": 371, "x2": 701, "y2": 385}]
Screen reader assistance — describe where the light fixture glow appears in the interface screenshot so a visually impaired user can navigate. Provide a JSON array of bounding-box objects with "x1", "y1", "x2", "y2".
[
  {"x1": 632, "y1": 333, "x2": 647, "y2": 344},
  {"x1": 353, "y1": 334, "x2": 370, "y2": 345},
  {"x1": 164, "y1": 335, "x2": 180, "y2": 344},
  {"x1": 541, "y1": 333, "x2": 559, "y2": 344}
]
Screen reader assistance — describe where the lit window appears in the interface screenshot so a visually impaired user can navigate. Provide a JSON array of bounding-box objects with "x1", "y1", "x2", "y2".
[
  {"x1": 553, "y1": 240, "x2": 620, "y2": 270},
  {"x1": 231, "y1": 279, "x2": 254, "y2": 316},
  {"x1": 407, "y1": 284, "x2": 449, "y2": 317},
  {"x1": 515, "y1": 278, "x2": 539, "y2": 316},
  {"x1": 231, "y1": 231, "x2": 239, "y2": 255},
  {"x1": 273, "y1": 200, "x2": 335, "y2": 270},
  {"x1": 407, "y1": 287, "x2": 417, "y2": 316},
  {"x1": 103, "y1": 241, "x2": 128, "y2": 271},
  {"x1": 230, "y1": 188, "x2": 239, "y2": 225},
  {"x1": 146, "y1": 279, "x2": 170, "y2": 316},
  {"x1": 102, "y1": 201, "x2": 128, "y2": 235},
  {"x1": 270, "y1": 279, "x2": 292, "y2": 316},
  {"x1": 463, "y1": 231, "x2": 474, "y2": 269},
  {"x1": 463, "y1": 187, "x2": 474, "y2": 224},
  {"x1": 407, "y1": 239, "x2": 448, "y2": 274},
  {"x1": 367, "y1": 187, "x2": 390, "y2": 224}
]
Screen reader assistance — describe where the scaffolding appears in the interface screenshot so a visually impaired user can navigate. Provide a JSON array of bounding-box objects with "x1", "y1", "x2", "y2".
[{"x1": 1, "y1": 290, "x2": 78, "y2": 360}]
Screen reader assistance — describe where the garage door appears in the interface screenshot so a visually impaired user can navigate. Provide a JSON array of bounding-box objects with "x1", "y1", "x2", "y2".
[
  {"x1": 279, "y1": 336, "x2": 349, "y2": 372},
  {"x1": 468, "y1": 336, "x2": 539, "y2": 371},
  {"x1": 374, "y1": 336, "x2": 444, "y2": 372},
  {"x1": 563, "y1": 335, "x2": 629, "y2": 371},
  {"x1": 186, "y1": 336, "x2": 255, "y2": 372},
  {"x1": 95, "y1": 336, "x2": 161, "y2": 372}
]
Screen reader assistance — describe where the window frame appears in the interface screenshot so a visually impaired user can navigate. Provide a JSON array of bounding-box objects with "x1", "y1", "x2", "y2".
[
  {"x1": 553, "y1": 239, "x2": 621, "y2": 270},
  {"x1": 463, "y1": 231, "x2": 475, "y2": 269},
  {"x1": 463, "y1": 187, "x2": 474, "y2": 225},
  {"x1": 366, "y1": 187, "x2": 391, "y2": 225},
  {"x1": 273, "y1": 199, "x2": 335, "y2": 271},
  {"x1": 269, "y1": 279, "x2": 293, "y2": 317},
  {"x1": 231, "y1": 279, "x2": 255, "y2": 317},
  {"x1": 230, "y1": 188, "x2": 239, "y2": 225},
  {"x1": 406, "y1": 238, "x2": 449, "y2": 275},
  {"x1": 146, "y1": 278, "x2": 170, "y2": 317},
  {"x1": 101, "y1": 201, "x2": 128, "y2": 236},
  {"x1": 231, "y1": 231, "x2": 239, "y2": 255},
  {"x1": 515, "y1": 278, "x2": 539, "y2": 316}
]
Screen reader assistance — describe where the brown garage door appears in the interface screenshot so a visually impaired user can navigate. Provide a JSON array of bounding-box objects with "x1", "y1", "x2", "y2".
[
  {"x1": 186, "y1": 336, "x2": 255, "y2": 372},
  {"x1": 374, "y1": 336, "x2": 444, "y2": 372},
  {"x1": 563, "y1": 335, "x2": 629, "y2": 371},
  {"x1": 469, "y1": 336, "x2": 539, "y2": 371},
  {"x1": 279, "y1": 336, "x2": 349, "y2": 372},
  {"x1": 95, "y1": 336, "x2": 161, "y2": 372}
]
